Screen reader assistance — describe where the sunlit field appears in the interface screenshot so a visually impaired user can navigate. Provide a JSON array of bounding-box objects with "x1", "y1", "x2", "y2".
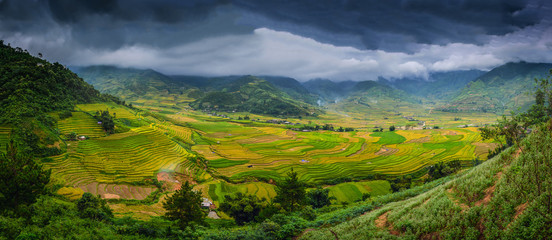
[{"x1": 5, "y1": 102, "x2": 496, "y2": 218}]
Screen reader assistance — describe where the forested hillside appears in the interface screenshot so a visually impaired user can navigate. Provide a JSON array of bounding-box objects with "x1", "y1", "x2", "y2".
[
  {"x1": 0, "y1": 41, "x2": 101, "y2": 124},
  {"x1": 441, "y1": 62, "x2": 552, "y2": 113},
  {"x1": 190, "y1": 76, "x2": 316, "y2": 116}
]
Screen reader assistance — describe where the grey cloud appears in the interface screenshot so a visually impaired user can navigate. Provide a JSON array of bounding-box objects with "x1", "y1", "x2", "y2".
[
  {"x1": 1, "y1": 0, "x2": 250, "y2": 51},
  {"x1": 0, "y1": 0, "x2": 550, "y2": 81},
  {"x1": 234, "y1": 0, "x2": 541, "y2": 51}
]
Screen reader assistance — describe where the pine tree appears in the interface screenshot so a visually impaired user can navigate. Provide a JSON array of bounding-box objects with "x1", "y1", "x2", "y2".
[
  {"x1": 274, "y1": 168, "x2": 306, "y2": 212},
  {"x1": 220, "y1": 192, "x2": 265, "y2": 225},
  {"x1": 163, "y1": 181, "x2": 206, "y2": 230},
  {"x1": 0, "y1": 140, "x2": 51, "y2": 213}
]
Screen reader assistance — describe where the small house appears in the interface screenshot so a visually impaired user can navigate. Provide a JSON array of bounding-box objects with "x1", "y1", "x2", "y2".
[{"x1": 201, "y1": 198, "x2": 213, "y2": 209}]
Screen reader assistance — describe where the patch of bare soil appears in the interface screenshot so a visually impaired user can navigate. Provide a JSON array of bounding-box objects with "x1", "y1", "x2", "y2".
[
  {"x1": 286, "y1": 130, "x2": 297, "y2": 137},
  {"x1": 407, "y1": 136, "x2": 431, "y2": 143},
  {"x1": 475, "y1": 172, "x2": 502, "y2": 207},
  {"x1": 514, "y1": 148, "x2": 523, "y2": 158},
  {"x1": 513, "y1": 202, "x2": 528, "y2": 221},
  {"x1": 103, "y1": 193, "x2": 121, "y2": 199},
  {"x1": 375, "y1": 211, "x2": 400, "y2": 236},
  {"x1": 375, "y1": 212, "x2": 388, "y2": 229},
  {"x1": 157, "y1": 172, "x2": 196, "y2": 191},
  {"x1": 474, "y1": 185, "x2": 495, "y2": 207},
  {"x1": 506, "y1": 202, "x2": 529, "y2": 229},
  {"x1": 78, "y1": 182, "x2": 155, "y2": 200},
  {"x1": 446, "y1": 188, "x2": 469, "y2": 211},
  {"x1": 375, "y1": 147, "x2": 399, "y2": 156}
]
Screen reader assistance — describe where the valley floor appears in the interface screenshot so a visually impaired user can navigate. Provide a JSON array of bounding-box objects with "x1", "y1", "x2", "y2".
[{"x1": 21, "y1": 102, "x2": 499, "y2": 219}]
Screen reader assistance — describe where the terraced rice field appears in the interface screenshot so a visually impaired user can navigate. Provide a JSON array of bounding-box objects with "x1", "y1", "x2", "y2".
[
  {"x1": 76, "y1": 103, "x2": 139, "y2": 120},
  {"x1": 50, "y1": 126, "x2": 195, "y2": 183},
  {"x1": 57, "y1": 112, "x2": 105, "y2": 138},
  {"x1": 41, "y1": 105, "x2": 498, "y2": 206},
  {"x1": 46, "y1": 123, "x2": 202, "y2": 199},
  {"x1": 150, "y1": 122, "x2": 194, "y2": 144},
  {"x1": 204, "y1": 180, "x2": 276, "y2": 208},
  {"x1": 327, "y1": 180, "x2": 391, "y2": 203}
]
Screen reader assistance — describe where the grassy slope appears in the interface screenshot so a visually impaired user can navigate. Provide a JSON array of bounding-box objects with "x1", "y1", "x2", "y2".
[
  {"x1": 442, "y1": 62, "x2": 552, "y2": 114},
  {"x1": 302, "y1": 124, "x2": 552, "y2": 239}
]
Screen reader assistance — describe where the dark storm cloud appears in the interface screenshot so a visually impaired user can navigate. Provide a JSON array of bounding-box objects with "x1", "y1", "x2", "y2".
[
  {"x1": 47, "y1": 0, "x2": 229, "y2": 24},
  {"x1": 1, "y1": 0, "x2": 541, "y2": 51},
  {"x1": 0, "y1": 0, "x2": 250, "y2": 50},
  {"x1": 233, "y1": 0, "x2": 541, "y2": 51}
]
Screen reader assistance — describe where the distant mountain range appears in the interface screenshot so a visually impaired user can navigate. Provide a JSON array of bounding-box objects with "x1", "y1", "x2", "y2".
[
  {"x1": 378, "y1": 70, "x2": 486, "y2": 101},
  {"x1": 74, "y1": 62, "x2": 552, "y2": 116}
]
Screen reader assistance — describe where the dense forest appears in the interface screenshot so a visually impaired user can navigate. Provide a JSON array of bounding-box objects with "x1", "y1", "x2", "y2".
[{"x1": 0, "y1": 41, "x2": 102, "y2": 123}]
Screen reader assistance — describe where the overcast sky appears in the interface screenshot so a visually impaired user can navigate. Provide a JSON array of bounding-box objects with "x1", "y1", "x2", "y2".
[{"x1": 1, "y1": 0, "x2": 551, "y2": 81}]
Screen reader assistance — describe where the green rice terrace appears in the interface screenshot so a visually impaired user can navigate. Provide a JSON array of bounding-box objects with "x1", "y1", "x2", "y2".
[{"x1": 27, "y1": 101, "x2": 498, "y2": 219}]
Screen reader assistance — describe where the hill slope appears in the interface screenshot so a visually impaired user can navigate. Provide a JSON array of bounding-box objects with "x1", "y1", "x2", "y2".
[
  {"x1": 302, "y1": 121, "x2": 552, "y2": 239},
  {"x1": 171, "y1": 75, "x2": 317, "y2": 105},
  {"x1": 302, "y1": 79, "x2": 358, "y2": 104},
  {"x1": 75, "y1": 66, "x2": 198, "y2": 107},
  {"x1": 380, "y1": 70, "x2": 486, "y2": 100},
  {"x1": 260, "y1": 76, "x2": 317, "y2": 104},
  {"x1": 189, "y1": 76, "x2": 316, "y2": 116},
  {"x1": 0, "y1": 41, "x2": 101, "y2": 123},
  {"x1": 441, "y1": 62, "x2": 552, "y2": 113},
  {"x1": 335, "y1": 80, "x2": 422, "y2": 110}
]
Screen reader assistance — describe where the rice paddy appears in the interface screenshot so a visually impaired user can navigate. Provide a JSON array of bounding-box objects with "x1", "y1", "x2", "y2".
[
  {"x1": 326, "y1": 180, "x2": 391, "y2": 203},
  {"x1": 189, "y1": 118, "x2": 492, "y2": 182},
  {"x1": 57, "y1": 112, "x2": 105, "y2": 138},
  {"x1": 27, "y1": 102, "x2": 497, "y2": 217},
  {"x1": 205, "y1": 180, "x2": 277, "y2": 208}
]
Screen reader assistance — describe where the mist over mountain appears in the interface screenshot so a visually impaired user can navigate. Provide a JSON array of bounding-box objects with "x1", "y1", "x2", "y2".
[
  {"x1": 302, "y1": 79, "x2": 358, "y2": 104},
  {"x1": 75, "y1": 62, "x2": 552, "y2": 115},
  {"x1": 379, "y1": 70, "x2": 487, "y2": 100}
]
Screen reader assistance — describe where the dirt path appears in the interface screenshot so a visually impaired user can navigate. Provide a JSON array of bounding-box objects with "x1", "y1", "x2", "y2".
[
  {"x1": 475, "y1": 172, "x2": 502, "y2": 207},
  {"x1": 375, "y1": 211, "x2": 400, "y2": 236},
  {"x1": 446, "y1": 188, "x2": 469, "y2": 212},
  {"x1": 347, "y1": 142, "x2": 367, "y2": 157}
]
